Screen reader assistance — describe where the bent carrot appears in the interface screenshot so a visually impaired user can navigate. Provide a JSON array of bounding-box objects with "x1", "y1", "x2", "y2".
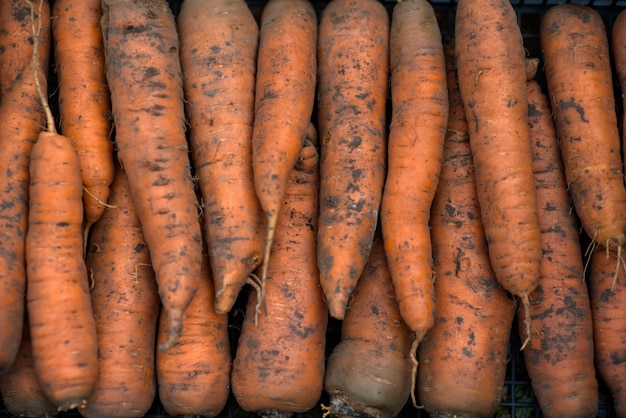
[
  {"x1": 381, "y1": 0, "x2": 447, "y2": 345},
  {"x1": 0, "y1": 0, "x2": 49, "y2": 375},
  {"x1": 417, "y1": 37, "x2": 516, "y2": 417},
  {"x1": 101, "y1": 0, "x2": 203, "y2": 351},
  {"x1": 51, "y1": 0, "x2": 115, "y2": 241},
  {"x1": 80, "y1": 165, "x2": 159, "y2": 418},
  {"x1": 323, "y1": 235, "x2": 414, "y2": 418},
  {"x1": 455, "y1": 0, "x2": 541, "y2": 344},
  {"x1": 517, "y1": 75, "x2": 598, "y2": 418},
  {"x1": 316, "y1": 0, "x2": 389, "y2": 320},
  {"x1": 0, "y1": 316, "x2": 57, "y2": 418},
  {"x1": 589, "y1": 249, "x2": 626, "y2": 415},
  {"x1": 232, "y1": 127, "x2": 328, "y2": 416},
  {"x1": 156, "y1": 252, "x2": 231, "y2": 417},
  {"x1": 0, "y1": 0, "x2": 50, "y2": 99},
  {"x1": 541, "y1": 3, "x2": 626, "y2": 253},
  {"x1": 251, "y1": 0, "x2": 317, "y2": 309},
  {"x1": 177, "y1": 0, "x2": 264, "y2": 315}
]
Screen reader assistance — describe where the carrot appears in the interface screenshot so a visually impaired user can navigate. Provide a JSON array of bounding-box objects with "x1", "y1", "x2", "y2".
[
  {"x1": 541, "y1": 4, "x2": 626, "y2": 255},
  {"x1": 101, "y1": 0, "x2": 203, "y2": 351},
  {"x1": 156, "y1": 253, "x2": 231, "y2": 418},
  {"x1": 455, "y1": 0, "x2": 541, "y2": 345},
  {"x1": 516, "y1": 74, "x2": 598, "y2": 418},
  {"x1": 251, "y1": 0, "x2": 317, "y2": 310},
  {"x1": 589, "y1": 249, "x2": 626, "y2": 415},
  {"x1": 51, "y1": 0, "x2": 115, "y2": 243},
  {"x1": 612, "y1": 9, "x2": 626, "y2": 175},
  {"x1": 316, "y1": 0, "x2": 389, "y2": 320},
  {"x1": 80, "y1": 165, "x2": 160, "y2": 418},
  {"x1": 177, "y1": 0, "x2": 264, "y2": 315},
  {"x1": 417, "y1": 37, "x2": 517, "y2": 418},
  {"x1": 0, "y1": 0, "x2": 50, "y2": 99},
  {"x1": 0, "y1": 0, "x2": 49, "y2": 375},
  {"x1": 0, "y1": 316, "x2": 57, "y2": 418},
  {"x1": 231, "y1": 126, "x2": 328, "y2": 416},
  {"x1": 380, "y1": 0, "x2": 447, "y2": 346},
  {"x1": 323, "y1": 235, "x2": 414, "y2": 418}
]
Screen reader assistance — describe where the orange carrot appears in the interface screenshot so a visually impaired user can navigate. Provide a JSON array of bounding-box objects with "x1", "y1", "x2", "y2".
[
  {"x1": 80, "y1": 165, "x2": 159, "y2": 418},
  {"x1": 51, "y1": 0, "x2": 115, "y2": 241},
  {"x1": 251, "y1": 0, "x2": 317, "y2": 308},
  {"x1": 101, "y1": 0, "x2": 203, "y2": 351},
  {"x1": 316, "y1": 0, "x2": 389, "y2": 320},
  {"x1": 613, "y1": 9, "x2": 626, "y2": 167},
  {"x1": 381, "y1": 0, "x2": 447, "y2": 345},
  {"x1": 541, "y1": 3, "x2": 626, "y2": 254},
  {"x1": 24, "y1": 0, "x2": 98, "y2": 410},
  {"x1": 156, "y1": 251, "x2": 231, "y2": 418},
  {"x1": 589, "y1": 249, "x2": 626, "y2": 415},
  {"x1": 417, "y1": 37, "x2": 516, "y2": 417},
  {"x1": 0, "y1": 0, "x2": 49, "y2": 375},
  {"x1": 516, "y1": 74, "x2": 598, "y2": 418},
  {"x1": 0, "y1": 0, "x2": 50, "y2": 99},
  {"x1": 0, "y1": 316, "x2": 57, "y2": 418},
  {"x1": 455, "y1": 0, "x2": 541, "y2": 344},
  {"x1": 177, "y1": 0, "x2": 265, "y2": 315},
  {"x1": 232, "y1": 126, "x2": 328, "y2": 416},
  {"x1": 323, "y1": 235, "x2": 414, "y2": 418}
]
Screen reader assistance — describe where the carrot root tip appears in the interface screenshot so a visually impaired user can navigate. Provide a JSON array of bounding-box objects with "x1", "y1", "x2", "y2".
[
  {"x1": 159, "y1": 313, "x2": 183, "y2": 352},
  {"x1": 519, "y1": 294, "x2": 531, "y2": 351}
]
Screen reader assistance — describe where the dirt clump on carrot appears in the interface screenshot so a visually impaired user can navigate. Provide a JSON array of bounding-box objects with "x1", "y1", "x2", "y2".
[
  {"x1": 541, "y1": 4, "x2": 626, "y2": 256},
  {"x1": 177, "y1": 0, "x2": 265, "y2": 316},
  {"x1": 80, "y1": 165, "x2": 160, "y2": 418},
  {"x1": 455, "y1": 0, "x2": 541, "y2": 347},
  {"x1": 251, "y1": 0, "x2": 318, "y2": 313},
  {"x1": 101, "y1": 0, "x2": 204, "y2": 351},
  {"x1": 232, "y1": 125, "x2": 328, "y2": 416},
  {"x1": 316, "y1": 0, "x2": 389, "y2": 321},
  {"x1": 417, "y1": 37, "x2": 516, "y2": 418},
  {"x1": 51, "y1": 0, "x2": 115, "y2": 245},
  {"x1": 517, "y1": 74, "x2": 598, "y2": 418}
]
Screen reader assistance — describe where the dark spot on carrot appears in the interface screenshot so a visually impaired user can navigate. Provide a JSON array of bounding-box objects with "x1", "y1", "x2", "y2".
[
  {"x1": 528, "y1": 102, "x2": 542, "y2": 118},
  {"x1": 462, "y1": 347, "x2": 474, "y2": 358},
  {"x1": 12, "y1": 6, "x2": 29, "y2": 21},
  {"x1": 123, "y1": 24, "x2": 148, "y2": 34},
  {"x1": 326, "y1": 196, "x2": 339, "y2": 208},
  {"x1": 371, "y1": 305, "x2": 379, "y2": 315},
  {"x1": 445, "y1": 203, "x2": 455, "y2": 217},
  {"x1": 559, "y1": 98, "x2": 588, "y2": 123},
  {"x1": 56, "y1": 222, "x2": 70, "y2": 227},
  {"x1": 348, "y1": 136, "x2": 361, "y2": 148},
  {"x1": 455, "y1": 317, "x2": 463, "y2": 324},
  {"x1": 610, "y1": 351, "x2": 626, "y2": 365},
  {"x1": 355, "y1": 92, "x2": 369, "y2": 100}
]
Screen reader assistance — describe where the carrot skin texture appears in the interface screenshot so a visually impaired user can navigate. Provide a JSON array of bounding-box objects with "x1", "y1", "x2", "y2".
[
  {"x1": 26, "y1": 131, "x2": 98, "y2": 411},
  {"x1": 589, "y1": 249, "x2": 626, "y2": 416},
  {"x1": 417, "y1": 38, "x2": 516, "y2": 417},
  {"x1": 517, "y1": 79, "x2": 598, "y2": 418},
  {"x1": 0, "y1": 63, "x2": 47, "y2": 373},
  {"x1": 156, "y1": 253, "x2": 231, "y2": 418},
  {"x1": 381, "y1": 0, "x2": 447, "y2": 341},
  {"x1": 80, "y1": 166, "x2": 159, "y2": 418},
  {"x1": 0, "y1": 0, "x2": 50, "y2": 99},
  {"x1": 316, "y1": 0, "x2": 389, "y2": 320},
  {"x1": 455, "y1": 0, "x2": 541, "y2": 302},
  {"x1": 52, "y1": 0, "x2": 115, "y2": 231},
  {"x1": 252, "y1": 0, "x2": 317, "y2": 301},
  {"x1": 612, "y1": 10, "x2": 626, "y2": 172},
  {"x1": 232, "y1": 133, "x2": 328, "y2": 415},
  {"x1": 177, "y1": 0, "x2": 264, "y2": 315},
  {"x1": 0, "y1": 316, "x2": 58, "y2": 418},
  {"x1": 541, "y1": 4, "x2": 626, "y2": 250},
  {"x1": 324, "y1": 236, "x2": 414, "y2": 418},
  {"x1": 101, "y1": 0, "x2": 203, "y2": 351}
]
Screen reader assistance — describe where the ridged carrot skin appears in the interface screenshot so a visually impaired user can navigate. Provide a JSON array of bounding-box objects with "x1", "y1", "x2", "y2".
[
  {"x1": 517, "y1": 77, "x2": 598, "y2": 418},
  {"x1": 316, "y1": 0, "x2": 389, "y2": 320},
  {"x1": 417, "y1": 38, "x2": 516, "y2": 418},
  {"x1": 26, "y1": 131, "x2": 98, "y2": 411},
  {"x1": 232, "y1": 130, "x2": 328, "y2": 415},
  {"x1": 0, "y1": 0, "x2": 50, "y2": 99},
  {"x1": 156, "y1": 253, "x2": 231, "y2": 418},
  {"x1": 52, "y1": 0, "x2": 115, "y2": 234},
  {"x1": 613, "y1": 9, "x2": 626, "y2": 166},
  {"x1": 381, "y1": 0, "x2": 447, "y2": 342},
  {"x1": 80, "y1": 166, "x2": 160, "y2": 418},
  {"x1": 177, "y1": 0, "x2": 264, "y2": 315},
  {"x1": 541, "y1": 4, "x2": 626, "y2": 251},
  {"x1": 101, "y1": 0, "x2": 203, "y2": 351}
]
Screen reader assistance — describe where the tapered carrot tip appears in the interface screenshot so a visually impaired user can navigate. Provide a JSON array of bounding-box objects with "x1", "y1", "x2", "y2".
[
  {"x1": 158, "y1": 311, "x2": 183, "y2": 352},
  {"x1": 326, "y1": 292, "x2": 349, "y2": 321}
]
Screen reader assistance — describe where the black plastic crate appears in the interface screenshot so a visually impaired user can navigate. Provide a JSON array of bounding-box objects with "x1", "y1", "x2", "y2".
[{"x1": 1, "y1": 0, "x2": 623, "y2": 417}]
